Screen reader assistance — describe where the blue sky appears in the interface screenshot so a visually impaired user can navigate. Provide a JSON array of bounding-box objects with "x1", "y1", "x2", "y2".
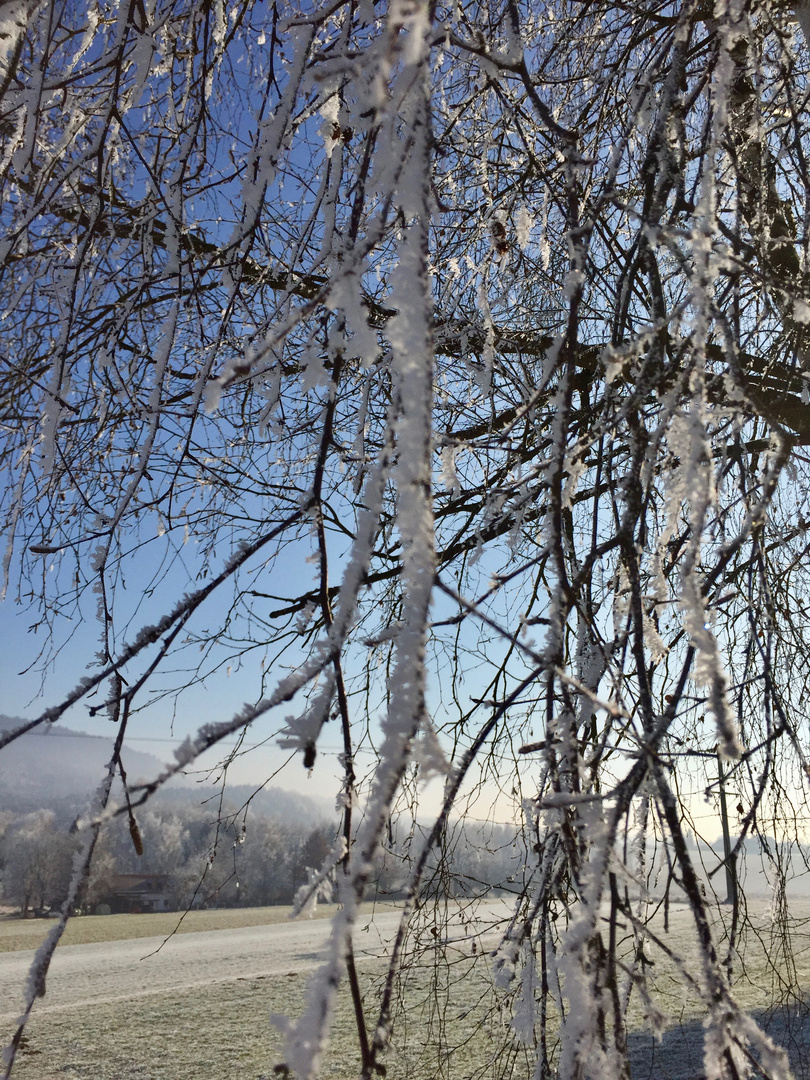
[
  {"x1": 1, "y1": 519, "x2": 350, "y2": 796},
  {"x1": 1, "y1": 514, "x2": 463, "y2": 816}
]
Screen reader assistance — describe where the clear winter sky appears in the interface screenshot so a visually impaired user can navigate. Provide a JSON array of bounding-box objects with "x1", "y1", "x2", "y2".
[
  {"x1": 2, "y1": 569, "x2": 731, "y2": 841},
  {"x1": 1, "y1": 535, "x2": 459, "y2": 820},
  {"x1": 1, "y1": 539, "x2": 353, "y2": 805},
  {"x1": 0, "y1": 5, "x2": 732, "y2": 847}
]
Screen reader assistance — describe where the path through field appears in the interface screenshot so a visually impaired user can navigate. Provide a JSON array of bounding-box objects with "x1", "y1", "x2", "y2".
[
  {"x1": 0, "y1": 900, "x2": 517, "y2": 1080},
  {"x1": 0, "y1": 900, "x2": 512, "y2": 1025},
  {"x1": 0, "y1": 912, "x2": 390, "y2": 1022}
]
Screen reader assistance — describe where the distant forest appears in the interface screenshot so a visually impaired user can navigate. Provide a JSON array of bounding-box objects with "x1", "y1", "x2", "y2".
[
  {"x1": 3, "y1": 721, "x2": 807, "y2": 921},
  {"x1": 0, "y1": 794, "x2": 526, "y2": 918},
  {"x1": 0, "y1": 716, "x2": 525, "y2": 918}
]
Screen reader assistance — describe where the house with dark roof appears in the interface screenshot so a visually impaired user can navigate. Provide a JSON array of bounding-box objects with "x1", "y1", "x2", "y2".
[{"x1": 100, "y1": 872, "x2": 171, "y2": 914}]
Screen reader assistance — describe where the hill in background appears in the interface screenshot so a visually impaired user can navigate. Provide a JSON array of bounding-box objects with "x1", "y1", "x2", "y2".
[
  {"x1": 151, "y1": 783, "x2": 333, "y2": 827},
  {"x1": 0, "y1": 716, "x2": 331, "y2": 825}
]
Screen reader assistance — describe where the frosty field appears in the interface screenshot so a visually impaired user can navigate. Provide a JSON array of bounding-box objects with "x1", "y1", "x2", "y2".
[
  {"x1": 0, "y1": 905, "x2": 346, "y2": 955},
  {"x1": 2, "y1": 899, "x2": 810, "y2": 1080},
  {"x1": 0, "y1": 901, "x2": 514, "y2": 1080}
]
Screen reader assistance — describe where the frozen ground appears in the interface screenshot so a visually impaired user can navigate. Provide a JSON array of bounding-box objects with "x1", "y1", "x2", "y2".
[
  {"x1": 2, "y1": 898, "x2": 809, "y2": 1079},
  {"x1": 0, "y1": 912, "x2": 398, "y2": 1024},
  {"x1": 627, "y1": 1005, "x2": 810, "y2": 1080},
  {"x1": 0, "y1": 899, "x2": 513, "y2": 1027}
]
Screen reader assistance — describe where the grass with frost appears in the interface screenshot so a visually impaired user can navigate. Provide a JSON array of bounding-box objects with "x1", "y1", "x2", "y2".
[
  {"x1": 0, "y1": 905, "x2": 348, "y2": 954},
  {"x1": 10, "y1": 968, "x2": 316, "y2": 1080},
  {"x1": 6, "y1": 900, "x2": 810, "y2": 1080},
  {"x1": 5, "y1": 955, "x2": 517, "y2": 1080}
]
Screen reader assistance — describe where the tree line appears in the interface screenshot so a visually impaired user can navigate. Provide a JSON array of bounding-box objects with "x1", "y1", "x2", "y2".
[
  {"x1": 0, "y1": 803, "x2": 527, "y2": 918},
  {"x1": 0, "y1": 803, "x2": 334, "y2": 917}
]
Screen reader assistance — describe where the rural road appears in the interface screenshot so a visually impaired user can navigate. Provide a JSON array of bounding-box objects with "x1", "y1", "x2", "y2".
[
  {"x1": 0, "y1": 902, "x2": 511, "y2": 1026},
  {"x1": 0, "y1": 912, "x2": 399, "y2": 1023}
]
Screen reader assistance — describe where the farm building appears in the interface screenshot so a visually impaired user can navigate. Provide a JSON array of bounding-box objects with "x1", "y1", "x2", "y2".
[{"x1": 98, "y1": 873, "x2": 171, "y2": 914}]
